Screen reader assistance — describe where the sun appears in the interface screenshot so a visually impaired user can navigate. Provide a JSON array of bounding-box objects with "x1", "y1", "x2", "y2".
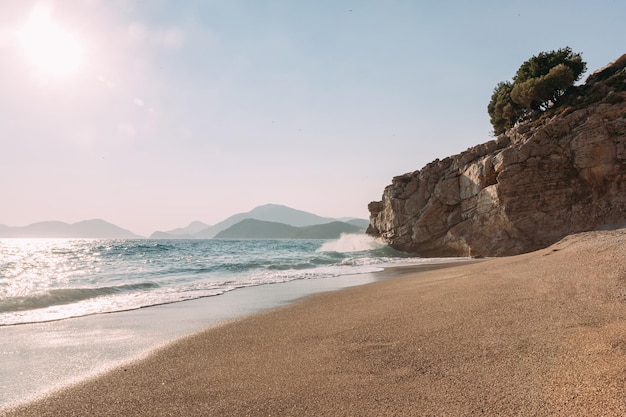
[{"x1": 19, "y1": 5, "x2": 83, "y2": 77}]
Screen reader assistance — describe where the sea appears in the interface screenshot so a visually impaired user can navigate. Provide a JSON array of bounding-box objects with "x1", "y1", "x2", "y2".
[
  {"x1": 0, "y1": 234, "x2": 423, "y2": 327},
  {"x1": 0, "y1": 234, "x2": 474, "y2": 409}
]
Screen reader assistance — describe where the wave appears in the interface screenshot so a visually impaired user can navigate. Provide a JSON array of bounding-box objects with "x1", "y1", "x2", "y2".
[
  {"x1": 317, "y1": 233, "x2": 387, "y2": 253},
  {"x1": 0, "y1": 238, "x2": 420, "y2": 326},
  {"x1": 0, "y1": 282, "x2": 160, "y2": 313}
]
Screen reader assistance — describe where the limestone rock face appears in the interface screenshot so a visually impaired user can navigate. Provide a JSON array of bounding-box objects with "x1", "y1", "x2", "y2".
[{"x1": 368, "y1": 55, "x2": 626, "y2": 257}]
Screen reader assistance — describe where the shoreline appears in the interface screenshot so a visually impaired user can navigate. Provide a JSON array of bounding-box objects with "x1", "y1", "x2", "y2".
[
  {"x1": 0, "y1": 258, "x2": 475, "y2": 412},
  {"x1": 5, "y1": 230, "x2": 626, "y2": 415}
]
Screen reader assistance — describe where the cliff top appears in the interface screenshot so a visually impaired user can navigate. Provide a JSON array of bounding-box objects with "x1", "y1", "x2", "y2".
[{"x1": 370, "y1": 53, "x2": 626, "y2": 257}]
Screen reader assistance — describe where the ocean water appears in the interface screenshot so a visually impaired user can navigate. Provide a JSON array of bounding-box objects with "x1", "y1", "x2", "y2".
[{"x1": 0, "y1": 234, "x2": 416, "y2": 326}]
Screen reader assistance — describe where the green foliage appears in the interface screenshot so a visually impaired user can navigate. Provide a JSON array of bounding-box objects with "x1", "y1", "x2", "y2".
[
  {"x1": 513, "y1": 47, "x2": 586, "y2": 84},
  {"x1": 487, "y1": 47, "x2": 587, "y2": 135},
  {"x1": 488, "y1": 82, "x2": 521, "y2": 135},
  {"x1": 511, "y1": 64, "x2": 575, "y2": 110}
]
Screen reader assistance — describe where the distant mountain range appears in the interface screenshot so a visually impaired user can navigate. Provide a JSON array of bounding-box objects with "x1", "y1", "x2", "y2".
[
  {"x1": 150, "y1": 204, "x2": 369, "y2": 239},
  {"x1": 214, "y1": 219, "x2": 365, "y2": 239},
  {"x1": 150, "y1": 221, "x2": 212, "y2": 239},
  {"x1": 0, "y1": 219, "x2": 141, "y2": 239},
  {"x1": 0, "y1": 204, "x2": 369, "y2": 239}
]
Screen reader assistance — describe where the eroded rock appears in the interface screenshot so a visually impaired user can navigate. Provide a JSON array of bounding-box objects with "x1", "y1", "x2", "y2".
[{"x1": 368, "y1": 54, "x2": 626, "y2": 257}]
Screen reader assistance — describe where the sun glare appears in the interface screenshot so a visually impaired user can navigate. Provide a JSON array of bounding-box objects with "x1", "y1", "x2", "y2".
[{"x1": 19, "y1": 5, "x2": 83, "y2": 77}]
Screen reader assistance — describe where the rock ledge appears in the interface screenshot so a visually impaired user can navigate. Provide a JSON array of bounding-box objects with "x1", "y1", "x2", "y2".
[{"x1": 367, "y1": 54, "x2": 626, "y2": 256}]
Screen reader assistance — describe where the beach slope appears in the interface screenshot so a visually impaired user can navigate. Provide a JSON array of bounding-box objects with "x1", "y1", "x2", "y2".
[{"x1": 5, "y1": 229, "x2": 626, "y2": 416}]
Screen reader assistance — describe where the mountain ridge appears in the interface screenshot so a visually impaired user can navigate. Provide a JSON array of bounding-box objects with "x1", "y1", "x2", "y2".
[
  {"x1": 2, "y1": 204, "x2": 367, "y2": 239},
  {"x1": 214, "y1": 219, "x2": 365, "y2": 239},
  {"x1": 152, "y1": 204, "x2": 367, "y2": 239},
  {"x1": 150, "y1": 221, "x2": 212, "y2": 239},
  {"x1": 0, "y1": 219, "x2": 142, "y2": 239},
  {"x1": 193, "y1": 204, "x2": 338, "y2": 238}
]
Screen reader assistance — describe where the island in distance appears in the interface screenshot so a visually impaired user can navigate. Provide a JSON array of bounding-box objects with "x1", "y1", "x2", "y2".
[
  {"x1": 0, "y1": 219, "x2": 141, "y2": 239},
  {"x1": 213, "y1": 219, "x2": 365, "y2": 239},
  {"x1": 0, "y1": 204, "x2": 369, "y2": 239},
  {"x1": 150, "y1": 204, "x2": 369, "y2": 239}
]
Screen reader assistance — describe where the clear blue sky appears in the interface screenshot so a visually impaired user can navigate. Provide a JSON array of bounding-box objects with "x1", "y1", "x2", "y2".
[{"x1": 1, "y1": 0, "x2": 624, "y2": 236}]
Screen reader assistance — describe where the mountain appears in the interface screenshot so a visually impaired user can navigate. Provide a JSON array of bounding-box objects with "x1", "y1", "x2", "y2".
[
  {"x1": 293, "y1": 221, "x2": 365, "y2": 239},
  {"x1": 214, "y1": 219, "x2": 365, "y2": 239},
  {"x1": 0, "y1": 219, "x2": 142, "y2": 239},
  {"x1": 344, "y1": 218, "x2": 370, "y2": 229},
  {"x1": 150, "y1": 221, "x2": 211, "y2": 239},
  {"x1": 150, "y1": 231, "x2": 192, "y2": 239},
  {"x1": 71, "y1": 220, "x2": 142, "y2": 238},
  {"x1": 213, "y1": 219, "x2": 298, "y2": 239},
  {"x1": 368, "y1": 54, "x2": 626, "y2": 257},
  {"x1": 193, "y1": 204, "x2": 339, "y2": 238},
  {"x1": 166, "y1": 221, "x2": 211, "y2": 235},
  {"x1": 148, "y1": 204, "x2": 369, "y2": 239}
]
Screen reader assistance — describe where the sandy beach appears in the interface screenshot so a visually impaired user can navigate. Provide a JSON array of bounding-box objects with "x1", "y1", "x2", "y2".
[{"x1": 5, "y1": 229, "x2": 625, "y2": 416}]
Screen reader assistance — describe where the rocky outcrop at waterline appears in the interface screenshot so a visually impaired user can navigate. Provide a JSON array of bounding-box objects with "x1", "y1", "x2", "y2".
[{"x1": 367, "y1": 54, "x2": 626, "y2": 257}]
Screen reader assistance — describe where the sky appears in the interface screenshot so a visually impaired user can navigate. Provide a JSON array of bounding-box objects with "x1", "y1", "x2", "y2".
[{"x1": 1, "y1": 0, "x2": 624, "y2": 236}]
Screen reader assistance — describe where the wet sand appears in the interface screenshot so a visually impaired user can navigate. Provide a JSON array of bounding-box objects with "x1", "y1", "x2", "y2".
[{"x1": 5, "y1": 230, "x2": 626, "y2": 416}]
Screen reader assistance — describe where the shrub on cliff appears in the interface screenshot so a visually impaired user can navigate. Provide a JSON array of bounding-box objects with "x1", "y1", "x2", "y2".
[
  {"x1": 488, "y1": 47, "x2": 587, "y2": 135},
  {"x1": 487, "y1": 81, "x2": 521, "y2": 135}
]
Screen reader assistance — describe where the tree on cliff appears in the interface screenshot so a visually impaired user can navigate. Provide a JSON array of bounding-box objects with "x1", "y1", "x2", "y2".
[
  {"x1": 488, "y1": 47, "x2": 587, "y2": 135},
  {"x1": 487, "y1": 81, "x2": 521, "y2": 136}
]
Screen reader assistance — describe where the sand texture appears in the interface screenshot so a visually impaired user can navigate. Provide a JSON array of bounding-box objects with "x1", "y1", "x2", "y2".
[{"x1": 5, "y1": 230, "x2": 626, "y2": 416}]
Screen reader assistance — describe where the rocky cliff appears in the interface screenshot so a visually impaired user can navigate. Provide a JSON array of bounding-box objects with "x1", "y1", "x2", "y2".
[{"x1": 368, "y1": 54, "x2": 626, "y2": 257}]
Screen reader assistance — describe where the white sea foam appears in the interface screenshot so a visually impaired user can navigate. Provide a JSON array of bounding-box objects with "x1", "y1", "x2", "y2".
[
  {"x1": 317, "y1": 233, "x2": 386, "y2": 253},
  {"x1": 0, "y1": 237, "x2": 415, "y2": 326}
]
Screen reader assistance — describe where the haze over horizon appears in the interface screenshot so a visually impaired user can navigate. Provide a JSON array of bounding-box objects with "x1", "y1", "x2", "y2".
[{"x1": 1, "y1": 0, "x2": 624, "y2": 236}]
